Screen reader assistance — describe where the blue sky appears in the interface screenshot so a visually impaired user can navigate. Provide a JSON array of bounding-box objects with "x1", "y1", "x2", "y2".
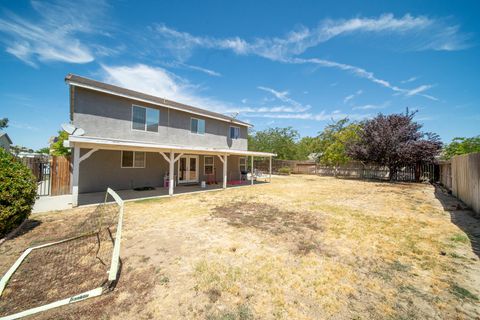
[{"x1": 0, "y1": 0, "x2": 479, "y2": 150}]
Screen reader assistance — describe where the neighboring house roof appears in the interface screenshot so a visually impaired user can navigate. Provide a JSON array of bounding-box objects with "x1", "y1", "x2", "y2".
[
  {"x1": 67, "y1": 135, "x2": 276, "y2": 157},
  {"x1": 0, "y1": 131, "x2": 12, "y2": 144},
  {"x1": 65, "y1": 74, "x2": 252, "y2": 128},
  {"x1": 17, "y1": 152, "x2": 47, "y2": 158}
]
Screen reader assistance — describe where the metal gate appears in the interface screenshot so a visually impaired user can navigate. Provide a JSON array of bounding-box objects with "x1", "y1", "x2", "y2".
[{"x1": 20, "y1": 157, "x2": 51, "y2": 196}]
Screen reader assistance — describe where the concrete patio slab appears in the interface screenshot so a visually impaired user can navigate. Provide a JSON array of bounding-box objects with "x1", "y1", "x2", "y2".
[
  {"x1": 33, "y1": 195, "x2": 73, "y2": 213},
  {"x1": 32, "y1": 180, "x2": 269, "y2": 213}
]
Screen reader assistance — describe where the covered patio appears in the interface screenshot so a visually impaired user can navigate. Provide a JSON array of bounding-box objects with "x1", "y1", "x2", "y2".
[
  {"x1": 77, "y1": 180, "x2": 268, "y2": 206},
  {"x1": 66, "y1": 136, "x2": 275, "y2": 206}
]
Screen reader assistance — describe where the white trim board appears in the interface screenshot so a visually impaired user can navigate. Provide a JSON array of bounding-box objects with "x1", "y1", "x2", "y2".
[{"x1": 68, "y1": 135, "x2": 276, "y2": 157}]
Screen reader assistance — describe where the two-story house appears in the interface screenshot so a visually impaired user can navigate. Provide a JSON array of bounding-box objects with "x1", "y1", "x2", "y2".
[{"x1": 64, "y1": 74, "x2": 275, "y2": 206}]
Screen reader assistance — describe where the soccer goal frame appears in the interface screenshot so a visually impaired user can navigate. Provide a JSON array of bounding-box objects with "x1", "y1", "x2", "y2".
[{"x1": 0, "y1": 188, "x2": 124, "y2": 320}]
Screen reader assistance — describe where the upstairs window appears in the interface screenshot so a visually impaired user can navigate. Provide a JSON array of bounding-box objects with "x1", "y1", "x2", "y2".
[
  {"x1": 191, "y1": 118, "x2": 205, "y2": 134},
  {"x1": 229, "y1": 126, "x2": 240, "y2": 139},
  {"x1": 132, "y1": 105, "x2": 159, "y2": 132},
  {"x1": 121, "y1": 151, "x2": 146, "y2": 168}
]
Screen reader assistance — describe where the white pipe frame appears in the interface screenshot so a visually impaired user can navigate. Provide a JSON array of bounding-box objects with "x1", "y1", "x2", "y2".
[{"x1": 0, "y1": 188, "x2": 124, "y2": 320}]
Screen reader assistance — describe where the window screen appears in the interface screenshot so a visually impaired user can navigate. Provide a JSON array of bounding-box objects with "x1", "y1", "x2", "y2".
[{"x1": 132, "y1": 105, "x2": 159, "y2": 132}]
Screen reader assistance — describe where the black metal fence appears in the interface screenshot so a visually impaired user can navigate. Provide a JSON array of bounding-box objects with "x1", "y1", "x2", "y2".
[{"x1": 18, "y1": 157, "x2": 51, "y2": 196}]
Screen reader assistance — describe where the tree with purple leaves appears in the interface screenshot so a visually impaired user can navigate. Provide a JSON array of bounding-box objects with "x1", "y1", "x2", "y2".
[{"x1": 347, "y1": 109, "x2": 442, "y2": 181}]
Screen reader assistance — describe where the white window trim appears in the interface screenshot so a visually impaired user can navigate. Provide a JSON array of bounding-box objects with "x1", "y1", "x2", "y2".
[
  {"x1": 131, "y1": 104, "x2": 159, "y2": 134},
  {"x1": 229, "y1": 126, "x2": 240, "y2": 139},
  {"x1": 239, "y1": 156, "x2": 247, "y2": 172},
  {"x1": 204, "y1": 156, "x2": 215, "y2": 175},
  {"x1": 121, "y1": 151, "x2": 146, "y2": 168},
  {"x1": 190, "y1": 117, "x2": 205, "y2": 135}
]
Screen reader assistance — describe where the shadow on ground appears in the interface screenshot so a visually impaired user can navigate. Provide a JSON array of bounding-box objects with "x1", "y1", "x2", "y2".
[
  {"x1": 434, "y1": 184, "x2": 480, "y2": 259},
  {"x1": 0, "y1": 219, "x2": 42, "y2": 244}
]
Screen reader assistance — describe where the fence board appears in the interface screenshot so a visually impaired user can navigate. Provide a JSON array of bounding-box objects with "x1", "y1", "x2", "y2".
[
  {"x1": 50, "y1": 156, "x2": 71, "y2": 196},
  {"x1": 451, "y1": 153, "x2": 480, "y2": 215}
]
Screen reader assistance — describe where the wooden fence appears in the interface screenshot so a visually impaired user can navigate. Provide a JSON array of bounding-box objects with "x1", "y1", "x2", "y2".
[
  {"x1": 50, "y1": 156, "x2": 71, "y2": 196},
  {"x1": 253, "y1": 159, "x2": 436, "y2": 182},
  {"x1": 18, "y1": 155, "x2": 71, "y2": 196},
  {"x1": 439, "y1": 153, "x2": 480, "y2": 215}
]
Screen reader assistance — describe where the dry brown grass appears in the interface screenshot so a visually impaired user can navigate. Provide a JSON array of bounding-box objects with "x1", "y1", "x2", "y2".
[{"x1": 0, "y1": 175, "x2": 479, "y2": 319}]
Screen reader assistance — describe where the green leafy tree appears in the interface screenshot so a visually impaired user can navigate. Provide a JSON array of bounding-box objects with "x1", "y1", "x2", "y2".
[
  {"x1": 0, "y1": 118, "x2": 8, "y2": 129},
  {"x1": 0, "y1": 148, "x2": 37, "y2": 236},
  {"x1": 316, "y1": 118, "x2": 361, "y2": 170},
  {"x1": 50, "y1": 130, "x2": 71, "y2": 156},
  {"x1": 442, "y1": 136, "x2": 480, "y2": 159},
  {"x1": 248, "y1": 127, "x2": 300, "y2": 160},
  {"x1": 36, "y1": 147, "x2": 50, "y2": 155},
  {"x1": 296, "y1": 136, "x2": 319, "y2": 160}
]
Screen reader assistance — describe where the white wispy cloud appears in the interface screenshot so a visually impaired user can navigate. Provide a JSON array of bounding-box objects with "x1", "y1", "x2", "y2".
[
  {"x1": 401, "y1": 76, "x2": 418, "y2": 83},
  {"x1": 245, "y1": 110, "x2": 371, "y2": 121},
  {"x1": 100, "y1": 63, "x2": 315, "y2": 119},
  {"x1": 155, "y1": 14, "x2": 469, "y2": 60},
  {"x1": 344, "y1": 89, "x2": 363, "y2": 104},
  {"x1": 352, "y1": 103, "x2": 387, "y2": 110},
  {"x1": 9, "y1": 120, "x2": 39, "y2": 131},
  {"x1": 405, "y1": 84, "x2": 432, "y2": 96},
  {"x1": 153, "y1": 14, "x2": 455, "y2": 100},
  {"x1": 160, "y1": 60, "x2": 222, "y2": 77},
  {"x1": 182, "y1": 63, "x2": 221, "y2": 77},
  {"x1": 101, "y1": 64, "x2": 235, "y2": 114},
  {"x1": 257, "y1": 86, "x2": 311, "y2": 112},
  {"x1": 288, "y1": 57, "x2": 438, "y2": 101},
  {"x1": 0, "y1": 0, "x2": 110, "y2": 66}
]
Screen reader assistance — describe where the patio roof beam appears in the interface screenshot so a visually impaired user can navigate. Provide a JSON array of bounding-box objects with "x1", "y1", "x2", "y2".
[
  {"x1": 159, "y1": 152, "x2": 170, "y2": 163},
  {"x1": 72, "y1": 148, "x2": 98, "y2": 207},
  {"x1": 79, "y1": 148, "x2": 98, "y2": 163},
  {"x1": 173, "y1": 153, "x2": 184, "y2": 163}
]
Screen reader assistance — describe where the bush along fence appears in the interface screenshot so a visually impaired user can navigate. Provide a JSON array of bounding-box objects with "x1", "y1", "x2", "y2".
[
  {"x1": 253, "y1": 159, "x2": 437, "y2": 182},
  {"x1": 438, "y1": 152, "x2": 480, "y2": 216}
]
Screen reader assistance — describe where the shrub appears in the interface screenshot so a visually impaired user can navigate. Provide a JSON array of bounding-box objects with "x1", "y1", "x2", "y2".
[
  {"x1": 0, "y1": 149, "x2": 37, "y2": 237},
  {"x1": 278, "y1": 167, "x2": 291, "y2": 175}
]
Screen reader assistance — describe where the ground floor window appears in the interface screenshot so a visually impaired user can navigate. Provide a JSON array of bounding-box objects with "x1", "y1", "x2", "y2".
[
  {"x1": 239, "y1": 157, "x2": 247, "y2": 172},
  {"x1": 121, "y1": 151, "x2": 146, "y2": 168},
  {"x1": 204, "y1": 156, "x2": 214, "y2": 175}
]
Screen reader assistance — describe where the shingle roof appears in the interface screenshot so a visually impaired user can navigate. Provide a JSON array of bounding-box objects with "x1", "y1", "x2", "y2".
[
  {"x1": 0, "y1": 131, "x2": 12, "y2": 144},
  {"x1": 65, "y1": 74, "x2": 251, "y2": 127}
]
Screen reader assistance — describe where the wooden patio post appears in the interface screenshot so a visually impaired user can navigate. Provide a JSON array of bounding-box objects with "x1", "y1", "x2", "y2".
[
  {"x1": 251, "y1": 156, "x2": 254, "y2": 185},
  {"x1": 72, "y1": 146, "x2": 80, "y2": 206},
  {"x1": 269, "y1": 156, "x2": 272, "y2": 182},
  {"x1": 169, "y1": 151, "x2": 174, "y2": 196},
  {"x1": 223, "y1": 154, "x2": 228, "y2": 189}
]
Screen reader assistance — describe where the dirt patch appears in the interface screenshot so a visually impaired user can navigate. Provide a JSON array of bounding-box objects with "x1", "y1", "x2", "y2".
[{"x1": 212, "y1": 202, "x2": 324, "y2": 255}]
